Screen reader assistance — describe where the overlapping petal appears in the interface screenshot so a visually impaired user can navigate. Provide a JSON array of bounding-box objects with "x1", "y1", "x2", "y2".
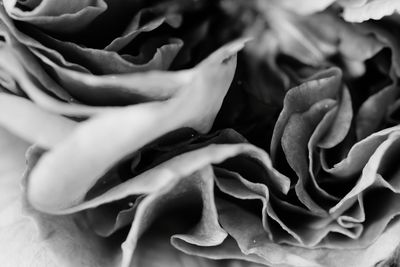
[
  {"x1": 1, "y1": 0, "x2": 400, "y2": 266},
  {"x1": 3, "y1": 0, "x2": 107, "y2": 33}
]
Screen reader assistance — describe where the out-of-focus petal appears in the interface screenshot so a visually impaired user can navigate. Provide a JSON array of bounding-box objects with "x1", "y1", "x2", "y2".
[
  {"x1": 0, "y1": 143, "x2": 119, "y2": 267},
  {"x1": 340, "y1": 0, "x2": 400, "y2": 22},
  {"x1": 267, "y1": 0, "x2": 335, "y2": 15},
  {"x1": 0, "y1": 94, "x2": 76, "y2": 148}
]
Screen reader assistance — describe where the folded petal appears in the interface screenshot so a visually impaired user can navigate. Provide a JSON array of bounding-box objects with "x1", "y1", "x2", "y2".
[
  {"x1": 218, "y1": 198, "x2": 400, "y2": 267},
  {"x1": 27, "y1": 39, "x2": 247, "y2": 211}
]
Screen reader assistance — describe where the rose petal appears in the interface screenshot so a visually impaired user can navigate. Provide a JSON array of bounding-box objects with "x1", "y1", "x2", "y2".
[
  {"x1": 218, "y1": 197, "x2": 400, "y2": 267},
  {"x1": 171, "y1": 167, "x2": 228, "y2": 247},
  {"x1": 0, "y1": 127, "x2": 29, "y2": 210},
  {"x1": 23, "y1": 17, "x2": 183, "y2": 75},
  {"x1": 269, "y1": 0, "x2": 335, "y2": 15},
  {"x1": 104, "y1": 8, "x2": 182, "y2": 52},
  {"x1": 340, "y1": 0, "x2": 400, "y2": 22},
  {"x1": 321, "y1": 125, "x2": 400, "y2": 177},
  {"x1": 0, "y1": 34, "x2": 193, "y2": 115},
  {"x1": 0, "y1": 41, "x2": 110, "y2": 116},
  {"x1": 0, "y1": 94, "x2": 76, "y2": 148},
  {"x1": 356, "y1": 83, "x2": 398, "y2": 140},
  {"x1": 27, "y1": 39, "x2": 247, "y2": 211},
  {"x1": 271, "y1": 67, "x2": 342, "y2": 159},
  {"x1": 330, "y1": 131, "x2": 400, "y2": 214},
  {"x1": 4, "y1": 0, "x2": 107, "y2": 33},
  {"x1": 0, "y1": 143, "x2": 119, "y2": 267},
  {"x1": 217, "y1": 199, "x2": 322, "y2": 267},
  {"x1": 282, "y1": 99, "x2": 337, "y2": 212},
  {"x1": 120, "y1": 144, "x2": 288, "y2": 267}
]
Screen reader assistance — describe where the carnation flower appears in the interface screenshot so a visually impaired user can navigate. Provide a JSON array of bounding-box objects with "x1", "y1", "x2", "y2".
[{"x1": 1, "y1": 0, "x2": 400, "y2": 267}]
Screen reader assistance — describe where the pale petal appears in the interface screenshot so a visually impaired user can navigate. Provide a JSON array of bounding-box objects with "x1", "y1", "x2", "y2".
[{"x1": 27, "y1": 39, "x2": 247, "y2": 211}]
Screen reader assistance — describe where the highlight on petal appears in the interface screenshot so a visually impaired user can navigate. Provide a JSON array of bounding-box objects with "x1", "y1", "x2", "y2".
[
  {"x1": 217, "y1": 198, "x2": 400, "y2": 267},
  {"x1": 0, "y1": 127, "x2": 29, "y2": 210},
  {"x1": 340, "y1": 0, "x2": 400, "y2": 22},
  {"x1": 266, "y1": 0, "x2": 336, "y2": 15},
  {"x1": 0, "y1": 0, "x2": 231, "y2": 107},
  {"x1": 27, "y1": 39, "x2": 248, "y2": 212},
  {"x1": 0, "y1": 36, "x2": 189, "y2": 114},
  {"x1": 25, "y1": 128, "x2": 287, "y2": 267},
  {"x1": 4, "y1": 0, "x2": 107, "y2": 33},
  {"x1": 271, "y1": 67, "x2": 343, "y2": 158},
  {"x1": 0, "y1": 11, "x2": 230, "y2": 108},
  {"x1": 104, "y1": 7, "x2": 183, "y2": 52},
  {"x1": 1, "y1": 0, "x2": 400, "y2": 266},
  {"x1": 29, "y1": 125, "x2": 400, "y2": 267},
  {"x1": 0, "y1": 143, "x2": 119, "y2": 267},
  {"x1": 0, "y1": 94, "x2": 76, "y2": 148},
  {"x1": 1, "y1": 133, "x2": 259, "y2": 267}
]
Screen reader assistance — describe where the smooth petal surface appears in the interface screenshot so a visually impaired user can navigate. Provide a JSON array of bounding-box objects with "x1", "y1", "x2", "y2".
[
  {"x1": 3, "y1": 145, "x2": 119, "y2": 267},
  {"x1": 340, "y1": 0, "x2": 400, "y2": 22},
  {"x1": 0, "y1": 129, "x2": 118, "y2": 267},
  {"x1": 268, "y1": 0, "x2": 335, "y2": 15},
  {"x1": 27, "y1": 39, "x2": 247, "y2": 212},
  {"x1": 0, "y1": 94, "x2": 76, "y2": 148},
  {"x1": 4, "y1": 0, "x2": 107, "y2": 33},
  {"x1": 25, "y1": 131, "x2": 288, "y2": 266},
  {"x1": 1, "y1": 0, "x2": 400, "y2": 266}
]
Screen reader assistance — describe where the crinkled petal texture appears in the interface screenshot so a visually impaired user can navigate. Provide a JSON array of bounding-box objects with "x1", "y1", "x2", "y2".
[
  {"x1": 0, "y1": 0, "x2": 226, "y2": 106},
  {"x1": 0, "y1": 127, "x2": 265, "y2": 267},
  {"x1": 0, "y1": 31, "x2": 255, "y2": 266},
  {"x1": 1, "y1": 1, "x2": 400, "y2": 267},
  {"x1": 3, "y1": 57, "x2": 400, "y2": 267},
  {"x1": 8, "y1": 127, "x2": 400, "y2": 267},
  {"x1": 268, "y1": 66, "x2": 400, "y2": 251}
]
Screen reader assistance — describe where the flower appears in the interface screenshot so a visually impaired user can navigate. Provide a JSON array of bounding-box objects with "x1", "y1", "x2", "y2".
[
  {"x1": 0, "y1": 0, "x2": 249, "y2": 266},
  {"x1": 212, "y1": 1, "x2": 400, "y2": 265},
  {"x1": 1, "y1": 0, "x2": 400, "y2": 267}
]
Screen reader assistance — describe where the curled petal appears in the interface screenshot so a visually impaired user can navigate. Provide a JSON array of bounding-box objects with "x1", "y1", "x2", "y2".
[
  {"x1": 27, "y1": 39, "x2": 248, "y2": 212},
  {"x1": 218, "y1": 198, "x2": 400, "y2": 267},
  {"x1": 4, "y1": 0, "x2": 107, "y2": 33}
]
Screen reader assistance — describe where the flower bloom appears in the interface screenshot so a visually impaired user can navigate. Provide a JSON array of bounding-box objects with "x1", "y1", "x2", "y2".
[{"x1": 1, "y1": 0, "x2": 400, "y2": 267}]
